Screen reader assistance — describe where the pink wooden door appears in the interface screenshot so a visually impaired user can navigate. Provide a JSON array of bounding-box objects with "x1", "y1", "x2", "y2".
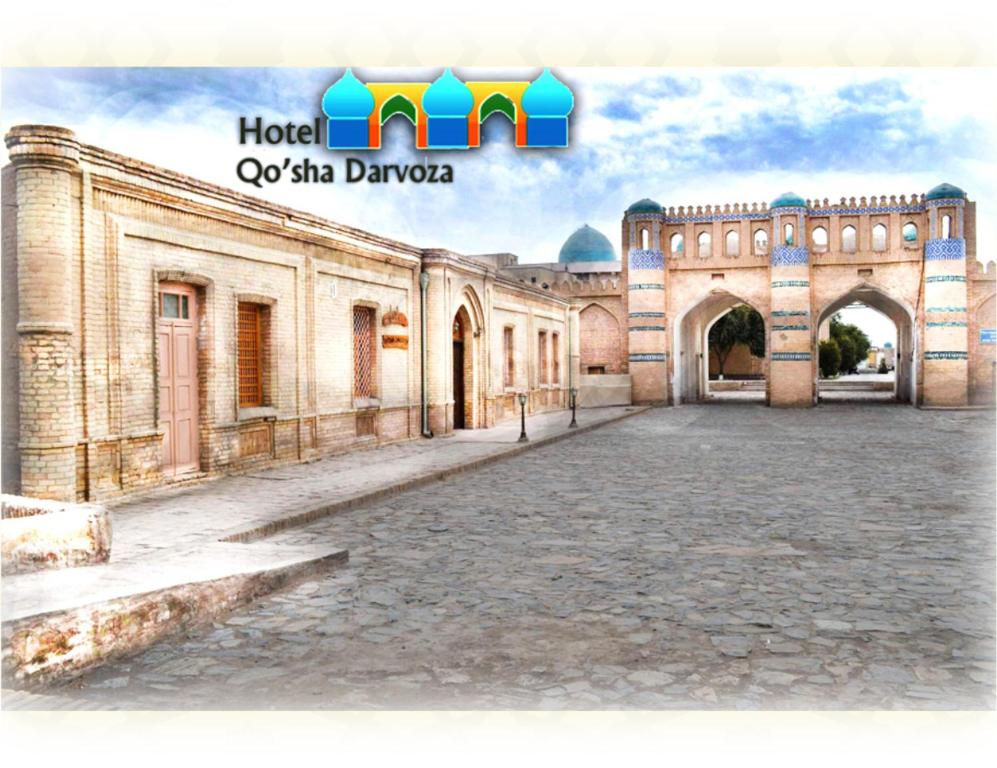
[{"x1": 157, "y1": 283, "x2": 199, "y2": 476}]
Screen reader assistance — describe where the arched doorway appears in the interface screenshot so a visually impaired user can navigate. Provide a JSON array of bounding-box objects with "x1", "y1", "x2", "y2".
[
  {"x1": 814, "y1": 285, "x2": 916, "y2": 404},
  {"x1": 674, "y1": 290, "x2": 768, "y2": 403},
  {"x1": 452, "y1": 307, "x2": 472, "y2": 429}
]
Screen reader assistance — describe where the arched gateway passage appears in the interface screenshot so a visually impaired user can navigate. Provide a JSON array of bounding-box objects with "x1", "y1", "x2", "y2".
[
  {"x1": 814, "y1": 285, "x2": 917, "y2": 404},
  {"x1": 674, "y1": 290, "x2": 768, "y2": 403}
]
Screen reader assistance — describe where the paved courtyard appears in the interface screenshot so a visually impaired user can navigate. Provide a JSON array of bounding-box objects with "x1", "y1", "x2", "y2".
[{"x1": 7, "y1": 404, "x2": 995, "y2": 710}]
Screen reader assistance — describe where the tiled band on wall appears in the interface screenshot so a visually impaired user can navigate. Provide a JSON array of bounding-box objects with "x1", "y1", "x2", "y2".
[
  {"x1": 628, "y1": 283, "x2": 665, "y2": 290},
  {"x1": 770, "y1": 246, "x2": 810, "y2": 266},
  {"x1": 924, "y1": 238, "x2": 967, "y2": 261},
  {"x1": 628, "y1": 249, "x2": 665, "y2": 270},
  {"x1": 924, "y1": 351, "x2": 969, "y2": 360},
  {"x1": 771, "y1": 280, "x2": 810, "y2": 288},
  {"x1": 925, "y1": 275, "x2": 966, "y2": 283},
  {"x1": 771, "y1": 310, "x2": 809, "y2": 317},
  {"x1": 772, "y1": 325, "x2": 809, "y2": 331},
  {"x1": 629, "y1": 353, "x2": 668, "y2": 362},
  {"x1": 628, "y1": 326, "x2": 666, "y2": 332},
  {"x1": 771, "y1": 352, "x2": 812, "y2": 361},
  {"x1": 629, "y1": 311, "x2": 666, "y2": 318},
  {"x1": 926, "y1": 321, "x2": 969, "y2": 327}
]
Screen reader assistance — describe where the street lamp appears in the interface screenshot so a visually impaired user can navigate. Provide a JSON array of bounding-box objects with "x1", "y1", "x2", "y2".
[
  {"x1": 569, "y1": 387, "x2": 578, "y2": 428},
  {"x1": 517, "y1": 391, "x2": 529, "y2": 442}
]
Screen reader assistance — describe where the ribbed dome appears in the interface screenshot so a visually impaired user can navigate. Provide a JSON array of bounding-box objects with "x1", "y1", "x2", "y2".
[
  {"x1": 422, "y1": 69, "x2": 473, "y2": 116},
  {"x1": 322, "y1": 69, "x2": 375, "y2": 119},
  {"x1": 558, "y1": 225, "x2": 616, "y2": 263},
  {"x1": 925, "y1": 182, "x2": 967, "y2": 201},
  {"x1": 522, "y1": 69, "x2": 574, "y2": 117},
  {"x1": 770, "y1": 191, "x2": 806, "y2": 209},
  {"x1": 626, "y1": 198, "x2": 663, "y2": 215}
]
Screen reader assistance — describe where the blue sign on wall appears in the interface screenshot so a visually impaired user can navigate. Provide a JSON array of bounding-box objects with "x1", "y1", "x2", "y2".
[{"x1": 981, "y1": 328, "x2": 997, "y2": 345}]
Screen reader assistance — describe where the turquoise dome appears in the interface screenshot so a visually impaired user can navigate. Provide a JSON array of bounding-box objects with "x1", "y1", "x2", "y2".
[
  {"x1": 422, "y1": 69, "x2": 473, "y2": 116},
  {"x1": 522, "y1": 69, "x2": 574, "y2": 117},
  {"x1": 322, "y1": 68, "x2": 375, "y2": 119},
  {"x1": 626, "y1": 198, "x2": 663, "y2": 215},
  {"x1": 770, "y1": 191, "x2": 806, "y2": 209},
  {"x1": 925, "y1": 182, "x2": 967, "y2": 201},
  {"x1": 558, "y1": 225, "x2": 616, "y2": 263}
]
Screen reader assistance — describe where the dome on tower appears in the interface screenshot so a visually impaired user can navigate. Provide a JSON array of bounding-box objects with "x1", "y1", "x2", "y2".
[
  {"x1": 322, "y1": 69, "x2": 375, "y2": 119},
  {"x1": 422, "y1": 69, "x2": 473, "y2": 116},
  {"x1": 558, "y1": 225, "x2": 616, "y2": 263},
  {"x1": 770, "y1": 191, "x2": 806, "y2": 209},
  {"x1": 925, "y1": 182, "x2": 967, "y2": 201},
  {"x1": 626, "y1": 198, "x2": 663, "y2": 215},
  {"x1": 522, "y1": 69, "x2": 574, "y2": 117}
]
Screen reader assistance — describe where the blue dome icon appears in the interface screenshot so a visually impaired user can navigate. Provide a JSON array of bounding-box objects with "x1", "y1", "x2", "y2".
[
  {"x1": 522, "y1": 69, "x2": 573, "y2": 117},
  {"x1": 559, "y1": 225, "x2": 616, "y2": 263},
  {"x1": 322, "y1": 69, "x2": 375, "y2": 119},
  {"x1": 422, "y1": 69, "x2": 473, "y2": 117}
]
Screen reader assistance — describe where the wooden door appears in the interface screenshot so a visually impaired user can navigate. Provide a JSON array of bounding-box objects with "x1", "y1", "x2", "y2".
[
  {"x1": 157, "y1": 283, "x2": 199, "y2": 476},
  {"x1": 453, "y1": 339, "x2": 465, "y2": 429}
]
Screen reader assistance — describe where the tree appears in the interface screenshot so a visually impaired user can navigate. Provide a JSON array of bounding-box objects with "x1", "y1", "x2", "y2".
[
  {"x1": 837, "y1": 333, "x2": 857, "y2": 374},
  {"x1": 829, "y1": 314, "x2": 872, "y2": 371},
  {"x1": 708, "y1": 305, "x2": 765, "y2": 377},
  {"x1": 819, "y1": 338, "x2": 841, "y2": 378}
]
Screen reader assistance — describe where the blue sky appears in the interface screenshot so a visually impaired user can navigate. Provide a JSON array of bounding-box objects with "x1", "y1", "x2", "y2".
[{"x1": 2, "y1": 67, "x2": 994, "y2": 344}]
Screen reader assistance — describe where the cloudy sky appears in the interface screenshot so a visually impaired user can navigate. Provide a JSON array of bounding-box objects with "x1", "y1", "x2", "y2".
[{"x1": 3, "y1": 67, "x2": 994, "y2": 345}]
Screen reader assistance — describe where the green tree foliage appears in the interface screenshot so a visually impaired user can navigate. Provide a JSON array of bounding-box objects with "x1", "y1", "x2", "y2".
[
  {"x1": 828, "y1": 314, "x2": 872, "y2": 372},
  {"x1": 837, "y1": 334, "x2": 857, "y2": 373},
  {"x1": 819, "y1": 338, "x2": 841, "y2": 378},
  {"x1": 708, "y1": 305, "x2": 765, "y2": 377}
]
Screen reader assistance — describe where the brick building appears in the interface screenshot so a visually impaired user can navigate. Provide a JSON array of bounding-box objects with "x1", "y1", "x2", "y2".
[{"x1": 3, "y1": 125, "x2": 995, "y2": 502}]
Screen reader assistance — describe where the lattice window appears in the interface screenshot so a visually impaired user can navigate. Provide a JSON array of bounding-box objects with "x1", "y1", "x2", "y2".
[
  {"x1": 238, "y1": 302, "x2": 263, "y2": 408},
  {"x1": 538, "y1": 330, "x2": 548, "y2": 385},
  {"x1": 353, "y1": 306, "x2": 376, "y2": 399},
  {"x1": 504, "y1": 326, "x2": 514, "y2": 386},
  {"x1": 552, "y1": 333, "x2": 560, "y2": 384}
]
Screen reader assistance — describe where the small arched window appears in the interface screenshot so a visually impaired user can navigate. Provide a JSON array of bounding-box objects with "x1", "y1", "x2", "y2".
[
  {"x1": 697, "y1": 231, "x2": 711, "y2": 258},
  {"x1": 872, "y1": 223, "x2": 887, "y2": 251},
  {"x1": 753, "y1": 228, "x2": 768, "y2": 254},
  {"x1": 902, "y1": 222, "x2": 918, "y2": 243},
  {"x1": 725, "y1": 230, "x2": 739, "y2": 257},
  {"x1": 670, "y1": 233, "x2": 684, "y2": 254},
  {"x1": 841, "y1": 225, "x2": 857, "y2": 252},
  {"x1": 941, "y1": 214, "x2": 952, "y2": 239},
  {"x1": 811, "y1": 226, "x2": 828, "y2": 249},
  {"x1": 784, "y1": 222, "x2": 794, "y2": 245},
  {"x1": 640, "y1": 228, "x2": 649, "y2": 249}
]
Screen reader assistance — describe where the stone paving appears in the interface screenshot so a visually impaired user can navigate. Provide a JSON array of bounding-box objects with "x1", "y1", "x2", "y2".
[{"x1": 5, "y1": 404, "x2": 995, "y2": 710}]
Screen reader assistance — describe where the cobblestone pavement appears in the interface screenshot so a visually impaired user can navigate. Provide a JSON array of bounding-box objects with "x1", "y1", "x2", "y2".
[{"x1": 10, "y1": 404, "x2": 996, "y2": 710}]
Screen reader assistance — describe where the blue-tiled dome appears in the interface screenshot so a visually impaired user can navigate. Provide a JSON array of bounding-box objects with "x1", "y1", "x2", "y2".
[
  {"x1": 770, "y1": 191, "x2": 806, "y2": 209},
  {"x1": 558, "y1": 225, "x2": 616, "y2": 263},
  {"x1": 322, "y1": 69, "x2": 375, "y2": 119},
  {"x1": 626, "y1": 198, "x2": 663, "y2": 215},
  {"x1": 925, "y1": 182, "x2": 967, "y2": 201},
  {"x1": 522, "y1": 69, "x2": 573, "y2": 117},
  {"x1": 422, "y1": 69, "x2": 473, "y2": 116}
]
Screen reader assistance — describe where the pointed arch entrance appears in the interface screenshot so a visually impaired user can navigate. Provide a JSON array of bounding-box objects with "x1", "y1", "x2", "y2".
[
  {"x1": 674, "y1": 289, "x2": 768, "y2": 403},
  {"x1": 452, "y1": 307, "x2": 471, "y2": 429},
  {"x1": 814, "y1": 284, "x2": 917, "y2": 404}
]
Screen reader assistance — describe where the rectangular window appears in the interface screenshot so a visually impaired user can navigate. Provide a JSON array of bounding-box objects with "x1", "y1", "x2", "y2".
[
  {"x1": 353, "y1": 305, "x2": 376, "y2": 400},
  {"x1": 504, "y1": 326, "x2": 514, "y2": 386},
  {"x1": 552, "y1": 332, "x2": 560, "y2": 384},
  {"x1": 238, "y1": 302, "x2": 264, "y2": 408},
  {"x1": 538, "y1": 330, "x2": 548, "y2": 385}
]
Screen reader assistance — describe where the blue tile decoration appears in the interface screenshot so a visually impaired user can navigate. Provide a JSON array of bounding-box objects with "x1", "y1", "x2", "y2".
[
  {"x1": 771, "y1": 310, "x2": 809, "y2": 317},
  {"x1": 924, "y1": 351, "x2": 969, "y2": 360},
  {"x1": 924, "y1": 197, "x2": 966, "y2": 209},
  {"x1": 629, "y1": 283, "x2": 665, "y2": 290},
  {"x1": 771, "y1": 352, "x2": 811, "y2": 361},
  {"x1": 926, "y1": 321, "x2": 968, "y2": 327},
  {"x1": 771, "y1": 245, "x2": 809, "y2": 266},
  {"x1": 628, "y1": 249, "x2": 665, "y2": 270},
  {"x1": 925, "y1": 275, "x2": 967, "y2": 283},
  {"x1": 664, "y1": 211, "x2": 771, "y2": 224},
  {"x1": 773, "y1": 324, "x2": 809, "y2": 331},
  {"x1": 810, "y1": 204, "x2": 924, "y2": 216},
  {"x1": 628, "y1": 325, "x2": 666, "y2": 332},
  {"x1": 629, "y1": 311, "x2": 665, "y2": 318},
  {"x1": 924, "y1": 238, "x2": 966, "y2": 261},
  {"x1": 926, "y1": 306, "x2": 967, "y2": 313},
  {"x1": 771, "y1": 280, "x2": 810, "y2": 288},
  {"x1": 629, "y1": 353, "x2": 667, "y2": 362}
]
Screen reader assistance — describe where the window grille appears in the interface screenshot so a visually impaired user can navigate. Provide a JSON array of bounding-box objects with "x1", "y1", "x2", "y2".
[
  {"x1": 504, "y1": 327, "x2": 514, "y2": 386},
  {"x1": 353, "y1": 306, "x2": 376, "y2": 399},
  {"x1": 238, "y1": 302, "x2": 263, "y2": 407}
]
